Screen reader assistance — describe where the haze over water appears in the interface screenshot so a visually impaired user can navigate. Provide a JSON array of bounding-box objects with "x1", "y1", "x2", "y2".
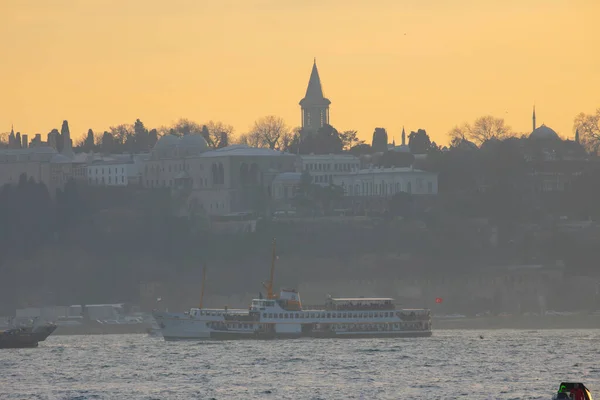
[{"x1": 2, "y1": 330, "x2": 598, "y2": 399}]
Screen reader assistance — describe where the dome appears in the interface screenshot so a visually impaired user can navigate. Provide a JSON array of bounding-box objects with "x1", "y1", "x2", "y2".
[
  {"x1": 154, "y1": 134, "x2": 179, "y2": 148},
  {"x1": 178, "y1": 133, "x2": 209, "y2": 152},
  {"x1": 530, "y1": 124, "x2": 560, "y2": 140}
]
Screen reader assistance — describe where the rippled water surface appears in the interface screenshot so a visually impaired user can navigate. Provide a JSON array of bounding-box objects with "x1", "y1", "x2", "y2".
[{"x1": 1, "y1": 330, "x2": 599, "y2": 399}]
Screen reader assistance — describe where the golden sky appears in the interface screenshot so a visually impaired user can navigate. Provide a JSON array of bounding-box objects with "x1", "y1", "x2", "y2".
[{"x1": 2, "y1": 0, "x2": 599, "y2": 146}]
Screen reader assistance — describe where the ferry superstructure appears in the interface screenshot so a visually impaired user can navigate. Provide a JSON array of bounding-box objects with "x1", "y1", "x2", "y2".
[{"x1": 152, "y1": 240, "x2": 432, "y2": 341}]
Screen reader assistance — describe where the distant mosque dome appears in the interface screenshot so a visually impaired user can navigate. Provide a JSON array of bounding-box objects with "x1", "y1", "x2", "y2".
[
  {"x1": 154, "y1": 134, "x2": 179, "y2": 148},
  {"x1": 530, "y1": 124, "x2": 560, "y2": 140},
  {"x1": 179, "y1": 133, "x2": 209, "y2": 152}
]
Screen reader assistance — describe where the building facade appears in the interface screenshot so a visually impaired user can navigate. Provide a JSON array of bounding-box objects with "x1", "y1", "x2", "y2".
[
  {"x1": 298, "y1": 154, "x2": 361, "y2": 186},
  {"x1": 142, "y1": 134, "x2": 297, "y2": 216},
  {"x1": 333, "y1": 167, "x2": 438, "y2": 197}
]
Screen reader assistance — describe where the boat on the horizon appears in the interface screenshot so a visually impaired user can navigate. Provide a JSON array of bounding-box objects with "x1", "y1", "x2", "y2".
[
  {"x1": 0, "y1": 320, "x2": 57, "y2": 349},
  {"x1": 152, "y1": 239, "x2": 432, "y2": 341}
]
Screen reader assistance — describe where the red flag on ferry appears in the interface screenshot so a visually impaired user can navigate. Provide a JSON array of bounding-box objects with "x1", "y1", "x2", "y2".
[{"x1": 435, "y1": 297, "x2": 443, "y2": 304}]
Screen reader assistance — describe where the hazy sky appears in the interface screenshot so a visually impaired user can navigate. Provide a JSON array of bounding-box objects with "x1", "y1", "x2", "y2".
[{"x1": 2, "y1": 0, "x2": 599, "y2": 146}]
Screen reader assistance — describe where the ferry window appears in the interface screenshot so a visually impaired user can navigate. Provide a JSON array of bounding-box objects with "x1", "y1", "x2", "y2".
[
  {"x1": 368, "y1": 312, "x2": 373, "y2": 318},
  {"x1": 326, "y1": 313, "x2": 331, "y2": 318},
  {"x1": 279, "y1": 313, "x2": 283, "y2": 318},
  {"x1": 342, "y1": 313, "x2": 347, "y2": 318},
  {"x1": 268, "y1": 313, "x2": 273, "y2": 318},
  {"x1": 294, "y1": 313, "x2": 299, "y2": 319},
  {"x1": 263, "y1": 313, "x2": 267, "y2": 318},
  {"x1": 284, "y1": 313, "x2": 289, "y2": 318},
  {"x1": 321, "y1": 313, "x2": 326, "y2": 318}
]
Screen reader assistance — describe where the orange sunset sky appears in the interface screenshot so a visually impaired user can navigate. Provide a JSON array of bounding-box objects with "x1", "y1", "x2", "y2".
[{"x1": 1, "y1": 0, "x2": 599, "y2": 146}]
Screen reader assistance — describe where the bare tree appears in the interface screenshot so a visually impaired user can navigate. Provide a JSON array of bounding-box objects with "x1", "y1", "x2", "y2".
[
  {"x1": 237, "y1": 131, "x2": 262, "y2": 148},
  {"x1": 160, "y1": 118, "x2": 203, "y2": 137},
  {"x1": 339, "y1": 130, "x2": 364, "y2": 151},
  {"x1": 202, "y1": 120, "x2": 235, "y2": 148},
  {"x1": 448, "y1": 116, "x2": 513, "y2": 145},
  {"x1": 574, "y1": 108, "x2": 600, "y2": 153},
  {"x1": 0, "y1": 131, "x2": 9, "y2": 148},
  {"x1": 246, "y1": 115, "x2": 290, "y2": 150}
]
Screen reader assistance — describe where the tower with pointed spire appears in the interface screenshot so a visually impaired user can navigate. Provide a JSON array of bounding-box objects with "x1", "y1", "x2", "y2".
[
  {"x1": 532, "y1": 105, "x2": 536, "y2": 132},
  {"x1": 401, "y1": 126, "x2": 406, "y2": 146},
  {"x1": 299, "y1": 58, "x2": 331, "y2": 135}
]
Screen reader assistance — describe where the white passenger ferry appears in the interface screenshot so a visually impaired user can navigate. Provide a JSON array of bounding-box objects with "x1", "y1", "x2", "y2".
[{"x1": 152, "y1": 240, "x2": 432, "y2": 341}]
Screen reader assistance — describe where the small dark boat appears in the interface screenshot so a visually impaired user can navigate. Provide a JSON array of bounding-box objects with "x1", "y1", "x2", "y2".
[
  {"x1": 553, "y1": 382, "x2": 593, "y2": 400},
  {"x1": 0, "y1": 323, "x2": 57, "y2": 349}
]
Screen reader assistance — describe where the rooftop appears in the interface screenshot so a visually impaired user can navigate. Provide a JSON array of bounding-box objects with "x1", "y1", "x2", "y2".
[{"x1": 200, "y1": 145, "x2": 296, "y2": 158}]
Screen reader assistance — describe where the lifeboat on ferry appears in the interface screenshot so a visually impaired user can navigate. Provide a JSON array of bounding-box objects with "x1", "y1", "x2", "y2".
[{"x1": 552, "y1": 382, "x2": 593, "y2": 400}]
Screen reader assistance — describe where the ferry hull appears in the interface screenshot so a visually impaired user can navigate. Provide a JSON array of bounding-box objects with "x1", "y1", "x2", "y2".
[{"x1": 161, "y1": 330, "x2": 432, "y2": 341}]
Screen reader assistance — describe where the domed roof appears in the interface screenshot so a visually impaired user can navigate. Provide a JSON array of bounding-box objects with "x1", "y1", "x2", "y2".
[
  {"x1": 179, "y1": 133, "x2": 209, "y2": 151},
  {"x1": 530, "y1": 124, "x2": 560, "y2": 140},
  {"x1": 154, "y1": 134, "x2": 179, "y2": 148}
]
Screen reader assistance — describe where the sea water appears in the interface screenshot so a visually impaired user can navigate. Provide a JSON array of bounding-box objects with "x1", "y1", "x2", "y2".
[{"x1": 1, "y1": 329, "x2": 598, "y2": 399}]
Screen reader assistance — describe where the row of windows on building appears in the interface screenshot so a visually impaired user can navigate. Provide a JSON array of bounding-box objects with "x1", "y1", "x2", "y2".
[
  {"x1": 89, "y1": 176, "x2": 126, "y2": 184},
  {"x1": 88, "y1": 167, "x2": 126, "y2": 175},
  {"x1": 341, "y1": 180, "x2": 434, "y2": 196},
  {"x1": 304, "y1": 162, "x2": 358, "y2": 172},
  {"x1": 146, "y1": 163, "x2": 192, "y2": 174},
  {"x1": 145, "y1": 177, "x2": 209, "y2": 188}
]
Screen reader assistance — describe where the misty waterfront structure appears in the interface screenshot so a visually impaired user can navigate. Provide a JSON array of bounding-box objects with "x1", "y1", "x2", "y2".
[
  {"x1": 297, "y1": 154, "x2": 361, "y2": 186},
  {"x1": 143, "y1": 133, "x2": 296, "y2": 216},
  {"x1": 299, "y1": 59, "x2": 331, "y2": 135},
  {"x1": 87, "y1": 154, "x2": 147, "y2": 186},
  {"x1": 333, "y1": 167, "x2": 438, "y2": 197}
]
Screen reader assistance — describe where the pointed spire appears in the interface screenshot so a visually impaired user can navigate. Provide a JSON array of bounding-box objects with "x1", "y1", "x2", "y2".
[
  {"x1": 392, "y1": 135, "x2": 396, "y2": 147},
  {"x1": 301, "y1": 59, "x2": 329, "y2": 104},
  {"x1": 401, "y1": 126, "x2": 406, "y2": 146},
  {"x1": 10, "y1": 124, "x2": 14, "y2": 135},
  {"x1": 575, "y1": 128, "x2": 580, "y2": 144},
  {"x1": 532, "y1": 105, "x2": 536, "y2": 132}
]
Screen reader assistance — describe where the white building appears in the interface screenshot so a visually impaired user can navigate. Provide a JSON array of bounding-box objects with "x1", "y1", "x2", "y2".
[
  {"x1": 142, "y1": 134, "x2": 297, "y2": 216},
  {"x1": 87, "y1": 155, "x2": 145, "y2": 187},
  {"x1": 298, "y1": 154, "x2": 361, "y2": 186},
  {"x1": 333, "y1": 166, "x2": 438, "y2": 197}
]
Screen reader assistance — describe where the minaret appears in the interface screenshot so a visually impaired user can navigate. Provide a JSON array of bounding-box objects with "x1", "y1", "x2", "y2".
[
  {"x1": 9, "y1": 125, "x2": 16, "y2": 148},
  {"x1": 575, "y1": 128, "x2": 580, "y2": 144},
  {"x1": 532, "y1": 105, "x2": 536, "y2": 131},
  {"x1": 401, "y1": 126, "x2": 406, "y2": 146},
  {"x1": 299, "y1": 58, "x2": 331, "y2": 135}
]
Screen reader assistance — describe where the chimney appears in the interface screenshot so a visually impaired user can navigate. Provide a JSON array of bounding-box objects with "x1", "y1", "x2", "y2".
[{"x1": 21, "y1": 134, "x2": 28, "y2": 148}]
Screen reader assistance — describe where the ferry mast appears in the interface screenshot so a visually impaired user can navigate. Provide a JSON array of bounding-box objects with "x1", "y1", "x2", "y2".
[{"x1": 262, "y1": 238, "x2": 277, "y2": 299}]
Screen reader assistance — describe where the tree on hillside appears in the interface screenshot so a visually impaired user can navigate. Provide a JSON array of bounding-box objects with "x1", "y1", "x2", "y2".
[
  {"x1": 84, "y1": 129, "x2": 95, "y2": 152},
  {"x1": 291, "y1": 124, "x2": 343, "y2": 155},
  {"x1": 449, "y1": 116, "x2": 513, "y2": 145},
  {"x1": 162, "y1": 118, "x2": 203, "y2": 137},
  {"x1": 349, "y1": 143, "x2": 372, "y2": 156},
  {"x1": 376, "y1": 150, "x2": 415, "y2": 168},
  {"x1": 371, "y1": 128, "x2": 388, "y2": 152},
  {"x1": 408, "y1": 129, "x2": 432, "y2": 154},
  {"x1": 100, "y1": 131, "x2": 115, "y2": 154},
  {"x1": 202, "y1": 121, "x2": 235, "y2": 148},
  {"x1": 573, "y1": 108, "x2": 600, "y2": 153},
  {"x1": 239, "y1": 116, "x2": 291, "y2": 150},
  {"x1": 339, "y1": 130, "x2": 364, "y2": 151}
]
